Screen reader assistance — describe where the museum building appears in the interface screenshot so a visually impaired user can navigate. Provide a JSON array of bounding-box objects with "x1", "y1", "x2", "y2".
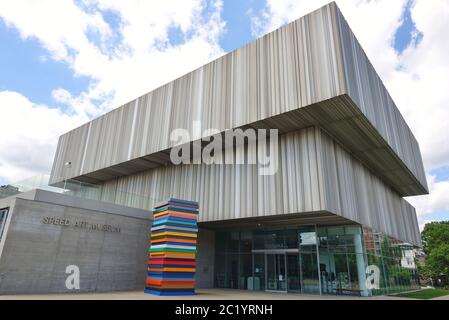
[{"x1": 0, "y1": 2, "x2": 427, "y2": 296}]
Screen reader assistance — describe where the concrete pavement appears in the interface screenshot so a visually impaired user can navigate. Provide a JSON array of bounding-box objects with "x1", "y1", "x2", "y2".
[{"x1": 0, "y1": 288, "x2": 424, "y2": 300}]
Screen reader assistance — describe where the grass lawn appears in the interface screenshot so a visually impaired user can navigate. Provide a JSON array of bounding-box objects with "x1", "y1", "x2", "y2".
[{"x1": 393, "y1": 288, "x2": 449, "y2": 299}]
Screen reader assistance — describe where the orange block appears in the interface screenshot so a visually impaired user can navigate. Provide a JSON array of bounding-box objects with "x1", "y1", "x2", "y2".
[{"x1": 150, "y1": 252, "x2": 196, "y2": 259}]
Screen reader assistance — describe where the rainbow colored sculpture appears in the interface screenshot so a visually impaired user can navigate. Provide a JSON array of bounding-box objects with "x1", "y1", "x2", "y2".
[{"x1": 144, "y1": 198, "x2": 199, "y2": 296}]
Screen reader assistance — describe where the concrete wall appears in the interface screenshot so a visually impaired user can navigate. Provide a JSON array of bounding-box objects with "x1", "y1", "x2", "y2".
[
  {"x1": 196, "y1": 228, "x2": 215, "y2": 288},
  {"x1": 0, "y1": 192, "x2": 150, "y2": 295}
]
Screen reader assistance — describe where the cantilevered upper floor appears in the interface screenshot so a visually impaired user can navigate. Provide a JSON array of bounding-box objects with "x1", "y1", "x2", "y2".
[{"x1": 50, "y1": 2, "x2": 428, "y2": 197}]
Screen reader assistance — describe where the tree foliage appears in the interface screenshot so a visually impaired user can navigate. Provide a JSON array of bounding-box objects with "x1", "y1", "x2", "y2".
[
  {"x1": 422, "y1": 221, "x2": 449, "y2": 254},
  {"x1": 421, "y1": 221, "x2": 449, "y2": 285}
]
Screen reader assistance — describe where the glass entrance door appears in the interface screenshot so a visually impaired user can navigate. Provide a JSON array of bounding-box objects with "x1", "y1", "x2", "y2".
[{"x1": 266, "y1": 254, "x2": 286, "y2": 292}]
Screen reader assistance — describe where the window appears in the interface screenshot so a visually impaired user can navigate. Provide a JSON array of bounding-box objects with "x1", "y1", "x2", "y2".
[
  {"x1": 0, "y1": 207, "x2": 8, "y2": 241},
  {"x1": 214, "y1": 225, "x2": 372, "y2": 295}
]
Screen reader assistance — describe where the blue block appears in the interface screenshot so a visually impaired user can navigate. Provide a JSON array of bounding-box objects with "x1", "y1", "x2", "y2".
[{"x1": 144, "y1": 289, "x2": 195, "y2": 296}]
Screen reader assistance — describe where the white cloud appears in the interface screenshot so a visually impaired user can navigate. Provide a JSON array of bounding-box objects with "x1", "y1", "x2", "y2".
[
  {"x1": 407, "y1": 175, "x2": 449, "y2": 215},
  {"x1": 407, "y1": 174, "x2": 449, "y2": 230},
  {"x1": 0, "y1": 0, "x2": 110, "y2": 62},
  {"x1": 382, "y1": 0, "x2": 449, "y2": 226},
  {"x1": 0, "y1": 0, "x2": 225, "y2": 182},
  {"x1": 249, "y1": 0, "x2": 406, "y2": 88},
  {"x1": 68, "y1": 0, "x2": 226, "y2": 110},
  {"x1": 251, "y1": 0, "x2": 449, "y2": 225},
  {"x1": 0, "y1": 0, "x2": 225, "y2": 118},
  {"x1": 0, "y1": 91, "x2": 84, "y2": 182},
  {"x1": 387, "y1": 0, "x2": 449, "y2": 171}
]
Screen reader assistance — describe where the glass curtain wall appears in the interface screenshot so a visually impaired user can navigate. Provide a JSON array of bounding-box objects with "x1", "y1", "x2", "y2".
[
  {"x1": 214, "y1": 224, "x2": 365, "y2": 295},
  {"x1": 0, "y1": 208, "x2": 8, "y2": 241},
  {"x1": 213, "y1": 224, "x2": 420, "y2": 296},
  {"x1": 317, "y1": 225, "x2": 368, "y2": 296},
  {"x1": 299, "y1": 226, "x2": 320, "y2": 294},
  {"x1": 362, "y1": 227, "x2": 420, "y2": 295}
]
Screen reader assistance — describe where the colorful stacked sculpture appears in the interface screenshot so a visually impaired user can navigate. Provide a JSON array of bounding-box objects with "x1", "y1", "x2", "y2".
[{"x1": 144, "y1": 198, "x2": 199, "y2": 296}]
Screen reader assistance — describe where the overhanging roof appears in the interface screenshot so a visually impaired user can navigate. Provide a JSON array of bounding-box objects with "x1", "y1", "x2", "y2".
[{"x1": 50, "y1": 2, "x2": 428, "y2": 197}]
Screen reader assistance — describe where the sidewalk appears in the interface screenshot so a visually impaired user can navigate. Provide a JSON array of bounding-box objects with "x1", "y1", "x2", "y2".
[
  {"x1": 432, "y1": 295, "x2": 449, "y2": 300},
  {"x1": 0, "y1": 288, "x2": 417, "y2": 300}
]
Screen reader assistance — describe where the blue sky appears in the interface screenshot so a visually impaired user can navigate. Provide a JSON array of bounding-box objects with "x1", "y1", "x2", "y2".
[
  {"x1": 0, "y1": 20, "x2": 90, "y2": 108},
  {"x1": 220, "y1": 0, "x2": 265, "y2": 51},
  {"x1": 0, "y1": 1, "x2": 267, "y2": 109},
  {"x1": 0, "y1": 1, "x2": 420, "y2": 111},
  {"x1": 0, "y1": 0, "x2": 448, "y2": 227},
  {"x1": 393, "y1": 0, "x2": 423, "y2": 54}
]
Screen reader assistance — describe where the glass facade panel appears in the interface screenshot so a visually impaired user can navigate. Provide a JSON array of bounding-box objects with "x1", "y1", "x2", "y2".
[
  {"x1": 287, "y1": 254, "x2": 300, "y2": 292},
  {"x1": 213, "y1": 224, "x2": 420, "y2": 296},
  {"x1": 300, "y1": 252, "x2": 320, "y2": 294},
  {"x1": 299, "y1": 226, "x2": 317, "y2": 252},
  {"x1": 239, "y1": 254, "x2": 253, "y2": 289},
  {"x1": 0, "y1": 208, "x2": 8, "y2": 241},
  {"x1": 215, "y1": 232, "x2": 227, "y2": 252},
  {"x1": 226, "y1": 254, "x2": 239, "y2": 289},
  {"x1": 265, "y1": 231, "x2": 285, "y2": 249},
  {"x1": 285, "y1": 229, "x2": 298, "y2": 249},
  {"x1": 362, "y1": 226, "x2": 420, "y2": 295},
  {"x1": 214, "y1": 253, "x2": 226, "y2": 288},
  {"x1": 252, "y1": 253, "x2": 265, "y2": 291},
  {"x1": 240, "y1": 231, "x2": 252, "y2": 253},
  {"x1": 229, "y1": 232, "x2": 239, "y2": 252},
  {"x1": 266, "y1": 254, "x2": 287, "y2": 291},
  {"x1": 317, "y1": 225, "x2": 368, "y2": 295}
]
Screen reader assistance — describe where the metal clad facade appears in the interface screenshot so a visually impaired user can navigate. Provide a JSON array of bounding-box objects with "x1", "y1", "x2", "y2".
[
  {"x1": 50, "y1": 3, "x2": 427, "y2": 195},
  {"x1": 51, "y1": 3, "x2": 347, "y2": 181},
  {"x1": 49, "y1": 3, "x2": 426, "y2": 246},
  {"x1": 97, "y1": 128, "x2": 421, "y2": 246},
  {"x1": 335, "y1": 8, "x2": 428, "y2": 191}
]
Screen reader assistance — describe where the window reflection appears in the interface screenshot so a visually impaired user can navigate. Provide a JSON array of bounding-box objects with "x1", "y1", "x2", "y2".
[
  {"x1": 0, "y1": 207, "x2": 9, "y2": 241},
  {"x1": 318, "y1": 225, "x2": 367, "y2": 295},
  {"x1": 362, "y1": 226, "x2": 420, "y2": 295},
  {"x1": 213, "y1": 224, "x2": 420, "y2": 296}
]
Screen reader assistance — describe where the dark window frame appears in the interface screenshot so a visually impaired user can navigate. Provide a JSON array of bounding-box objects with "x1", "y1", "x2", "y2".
[{"x1": 0, "y1": 207, "x2": 9, "y2": 241}]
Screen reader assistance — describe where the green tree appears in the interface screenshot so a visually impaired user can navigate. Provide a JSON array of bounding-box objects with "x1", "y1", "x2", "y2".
[
  {"x1": 425, "y1": 244, "x2": 449, "y2": 282},
  {"x1": 390, "y1": 265, "x2": 411, "y2": 285},
  {"x1": 422, "y1": 221, "x2": 449, "y2": 254},
  {"x1": 421, "y1": 221, "x2": 449, "y2": 285}
]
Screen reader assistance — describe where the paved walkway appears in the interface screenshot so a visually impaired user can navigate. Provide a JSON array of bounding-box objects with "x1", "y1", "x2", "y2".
[
  {"x1": 432, "y1": 294, "x2": 449, "y2": 300},
  {"x1": 0, "y1": 288, "x2": 422, "y2": 300}
]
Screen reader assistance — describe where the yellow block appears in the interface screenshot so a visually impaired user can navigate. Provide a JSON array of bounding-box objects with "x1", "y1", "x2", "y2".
[{"x1": 150, "y1": 252, "x2": 196, "y2": 258}]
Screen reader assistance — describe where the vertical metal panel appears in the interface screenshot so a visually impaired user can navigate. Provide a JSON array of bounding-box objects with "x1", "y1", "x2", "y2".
[
  {"x1": 47, "y1": 3, "x2": 424, "y2": 246},
  {"x1": 50, "y1": 3, "x2": 427, "y2": 197},
  {"x1": 319, "y1": 129, "x2": 421, "y2": 245},
  {"x1": 335, "y1": 7, "x2": 428, "y2": 191},
  {"x1": 96, "y1": 127, "x2": 421, "y2": 246},
  {"x1": 51, "y1": 3, "x2": 347, "y2": 180}
]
